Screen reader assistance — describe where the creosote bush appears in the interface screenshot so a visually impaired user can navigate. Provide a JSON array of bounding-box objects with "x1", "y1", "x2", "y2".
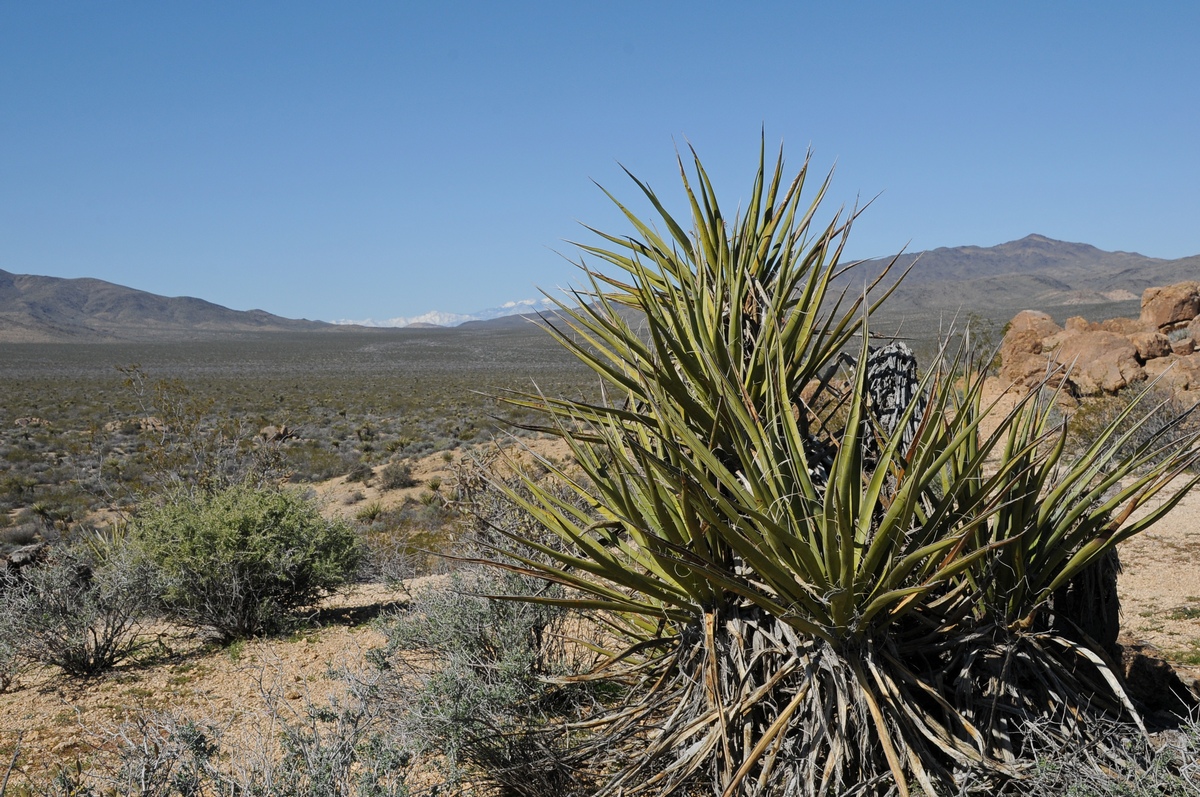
[{"x1": 130, "y1": 484, "x2": 363, "y2": 640}]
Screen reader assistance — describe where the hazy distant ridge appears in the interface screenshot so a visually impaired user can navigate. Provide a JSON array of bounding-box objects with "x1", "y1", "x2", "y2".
[
  {"x1": 4, "y1": 234, "x2": 1199, "y2": 343},
  {"x1": 856, "y1": 234, "x2": 1200, "y2": 310},
  {"x1": 0, "y1": 269, "x2": 330, "y2": 342}
]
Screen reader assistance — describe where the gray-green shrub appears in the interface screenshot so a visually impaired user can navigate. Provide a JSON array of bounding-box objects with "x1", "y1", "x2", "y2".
[
  {"x1": 373, "y1": 569, "x2": 598, "y2": 796},
  {"x1": 377, "y1": 461, "x2": 415, "y2": 491},
  {"x1": 0, "y1": 541, "x2": 153, "y2": 677},
  {"x1": 130, "y1": 484, "x2": 362, "y2": 639}
]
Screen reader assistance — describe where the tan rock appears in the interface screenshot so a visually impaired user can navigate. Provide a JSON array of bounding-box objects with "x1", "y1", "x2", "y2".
[
  {"x1": 998, "y1": 331, "x2": 1051, "y2": 386},
  {"x1": 998, "y1": 311, "x2": 1067, "y2": 390},
  {"x1": 259, "y1": 424, "x2": 298, "y2": 442},
  {"x1": 1146, "y1": 352, "x2": 1200, "y2": 394},
  {"x1": 1144, "y1": 357, "x2": 1189, "y2": 391},
  {"x1": 1173, "y1": 337, "x2": 1197, "y2": 356},
  {"x1": 1064, "y1": 316, "x2": 1091, "y2": 333},
  {"x1": 1141, "y1": 282, "x2": 1200, "y2": 330},
  {"x1": 1008, "y1": 309, "x2": 1062, "y2": 338},
  {"x1": 1128, "y1": 331, "x2": 1172, "y2": 361},
  {"x1": 1100, "y1": 317, "x2": 1150, "y2": 335},
  {"x1": 1054, "y1": 331, "x2": 1144, "y2": 395}
]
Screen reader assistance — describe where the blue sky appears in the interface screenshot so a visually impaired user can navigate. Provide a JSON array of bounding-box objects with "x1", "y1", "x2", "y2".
[{"x1": 2, "y1": 3, "x2": 1198, "y2": 324}]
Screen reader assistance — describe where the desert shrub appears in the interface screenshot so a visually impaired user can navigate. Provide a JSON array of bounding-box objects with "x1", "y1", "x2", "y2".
[
  {"x1": 246, "y1": 679, "x2": 413, "y2": 797},
  {"x1": 377, "y1": 461, "x2": 416, "y2": 491},
  {"x1": 374, "y1": 569, "x2": 599, "y2": 795},
  {"x1": 0, "y1": 540, "x2": 154, "y2": 677},
  {"x1": 1069, "y1": 380, "x2": 1200, "y2": 467},
  {"x1": 130, "y1": 484, "x2": 363, "y2": 639},
  {"x1": 1168, "y1": 327, "x2": 1192, "y2": 343},
  {"x1": 108, "y1": 713, "x2": 223, "y2": 797},
  {"x1": 344, "y1": 461, "x2": 374, "y2": 485},
  {"x1": 988, "y1": 716, "x2": 1200, "y2": 795},
  {"x1": 287, "y1": 441, "x2": 356, "y2": 483},
  {"x1": 0, "y1": 524, "x2": 40, "y2": 549}
]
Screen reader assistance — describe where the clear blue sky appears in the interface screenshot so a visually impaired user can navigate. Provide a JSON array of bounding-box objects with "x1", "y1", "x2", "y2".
[{"x1": 2, "y1": 3, "x2": 1198, "y2": 324}]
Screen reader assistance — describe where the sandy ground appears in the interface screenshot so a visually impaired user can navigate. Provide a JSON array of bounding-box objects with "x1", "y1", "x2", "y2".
[
  {"x1": 0, "y1": 582, "x2": 405, "y2": 782},
  {"x1": 1116, "y1": 485, "x2": 1200, "y2": 677}
]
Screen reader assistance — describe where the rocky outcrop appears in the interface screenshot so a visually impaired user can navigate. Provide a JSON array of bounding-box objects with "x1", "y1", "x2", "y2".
[
  {"x1": 999, "y1": 281, "x2": 1200, "y2": 397},
  {"x1": 1055, "y1": 331, "x2": 1144, "y2": 394},
  {"x1": 103, "y1": 416, "x2": 167, "y2": 434},
  {"x1": 1128, "y1": 331, "x2": 1172, "y2": 361},
  {"x1": 0, "y1": 542, "x2": 47, "y2": 577},
  {"x1": 998, "y1": 311, "x2": 1067, "y2": 389},
  {"x1": 1141, "y1": 282, "x2": 1200, "y2": 331}
]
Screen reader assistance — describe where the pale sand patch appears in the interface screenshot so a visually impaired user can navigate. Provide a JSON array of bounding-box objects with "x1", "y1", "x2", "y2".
[{"x1": 1118, "y1": 483, "x2": 1200, "y2": 680}]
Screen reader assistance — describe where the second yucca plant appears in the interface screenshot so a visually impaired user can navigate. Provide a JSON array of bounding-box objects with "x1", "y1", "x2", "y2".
[{"x1": 483, "y1": 142, "x2": 1200, "y2": 795}]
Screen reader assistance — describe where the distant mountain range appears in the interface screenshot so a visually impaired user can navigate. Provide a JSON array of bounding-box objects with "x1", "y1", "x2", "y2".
[
  {"x1": 0, "y1": 269, "x2": 330, "y2": 342},
  {"x1": 332, "y1": 297, "x2": 559, "y2": 329},
  {"x1": 2, "y1": 235, "x2": 1198, "y2": 343},
  {"x1": 859, "y1": 234, "x2": 1199, "y2": 311}
]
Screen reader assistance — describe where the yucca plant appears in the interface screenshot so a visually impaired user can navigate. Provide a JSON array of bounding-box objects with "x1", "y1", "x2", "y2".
[{"x1": 476, "y1": 142, "x2": 1200, "y2": 796}]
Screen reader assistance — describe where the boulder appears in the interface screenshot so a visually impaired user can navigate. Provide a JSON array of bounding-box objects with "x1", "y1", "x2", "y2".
[
  {"x1": 998, "y1": 311, "x2": 1066, "y2": 388},
  {"x1": 1144, "y1": 357, "x2": 1190, "y2": 392},
  {"x1": 1054, "y1": 331, "x2": 1144, "y2": 395},
  {"x1": 1008, "y1": 310, "x2": 1061, "y2": 338},
  {"x1": 1128, "y1": 331, "x2": 1172, "y2": 361},
  {"x1": 1173, "y1": 337, "x2": 1197, "y2": 356},
  {"x1": 998, "y1": 329, "x2": 1051, "y2": 386},
  {"x1": 0, "y1": 542, "x2": 48, "y2": 577},
  {"x1": 1100, "y1": 317, "x2": 1151, "y2": 335},
  {"x1": 1141, "y1": 282, "x2": 1200, "y2": 330},
  {"x1": 1146, "y1": 352, "x2": 1200, "y2": 393}
]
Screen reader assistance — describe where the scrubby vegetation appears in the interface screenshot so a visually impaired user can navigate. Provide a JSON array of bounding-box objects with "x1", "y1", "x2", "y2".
[
  {"x1": 128, "y1": 485, "x2": 363, "y2": 640},
  {"x1": 0, "y1": 326, "x2": 601, "y2": 536},
  {"x1": 374, "y1": 568, "x2": 598, "y2": 796}
]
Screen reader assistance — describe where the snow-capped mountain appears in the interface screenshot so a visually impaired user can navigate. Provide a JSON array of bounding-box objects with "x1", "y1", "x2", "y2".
[{"x1": 333, "y1": 297, "x2": 558, "y2": 328}]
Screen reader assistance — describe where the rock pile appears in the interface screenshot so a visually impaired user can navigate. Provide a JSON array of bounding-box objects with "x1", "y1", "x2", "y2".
[{"x1": 999, "y1": 281, "x2": 1200, "y2": 398}]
